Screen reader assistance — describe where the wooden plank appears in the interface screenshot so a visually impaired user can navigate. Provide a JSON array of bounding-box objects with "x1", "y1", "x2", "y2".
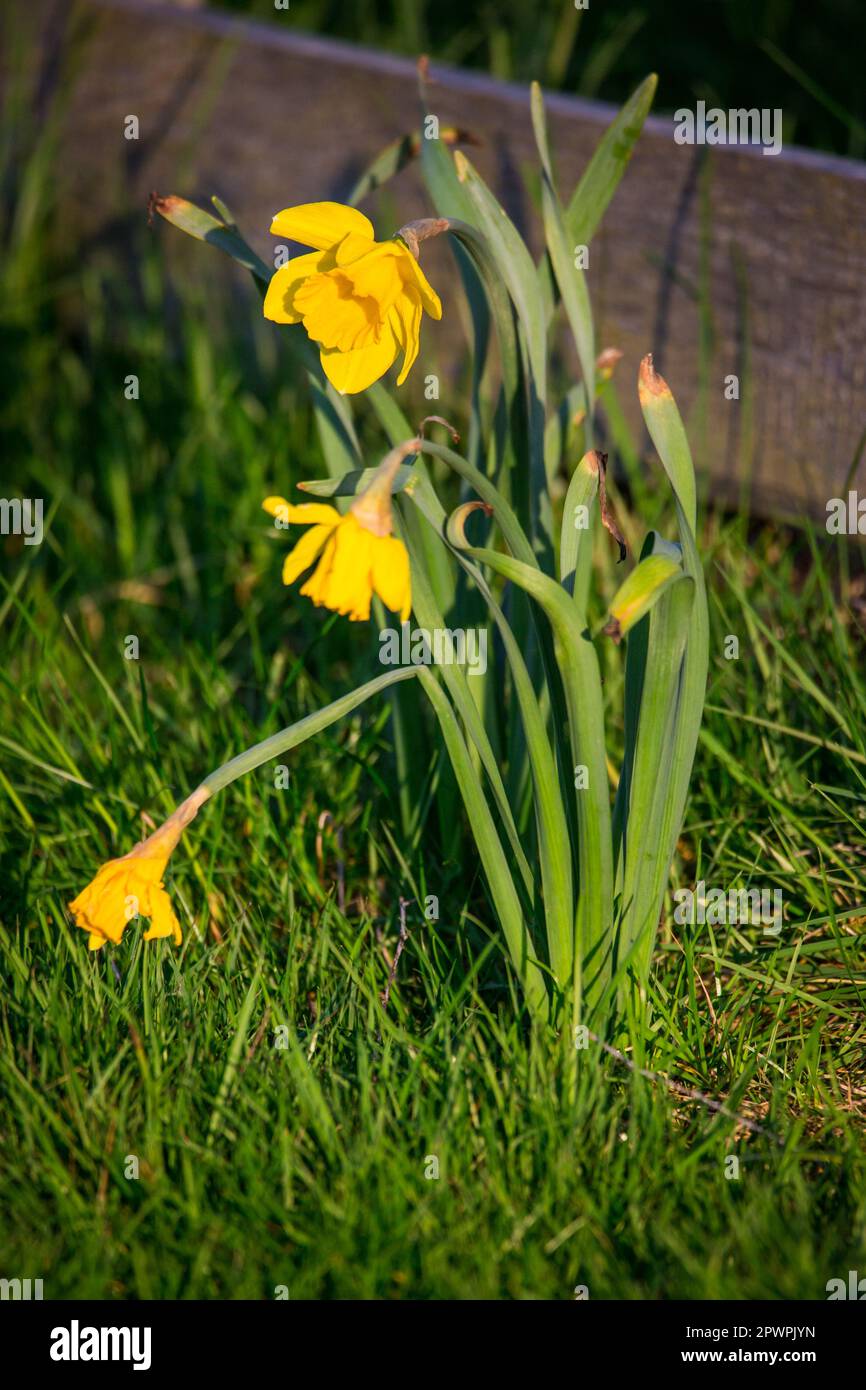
[{"x1": 12, "y1": 0, "x2": 866, "y2": 518}]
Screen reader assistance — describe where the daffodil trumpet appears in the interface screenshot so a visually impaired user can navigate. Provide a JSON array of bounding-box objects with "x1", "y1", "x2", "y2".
[
  {"x1": 263, "y1": 439, "x2": 419, "y2": 624},
  {"x1": 263, "y1": 201, "x2": 446, "y2": 394},
  {"x1": 68, "y1": 786, "x2": 211, "y2": 952}
]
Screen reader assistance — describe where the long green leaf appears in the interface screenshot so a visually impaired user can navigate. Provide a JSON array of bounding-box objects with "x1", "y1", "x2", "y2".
[
  {"x1": 566, "y1": 74, "x2": 658, "y2": 248},
  {"x1": 604, "y1": 552, "x2": 684, "y2": 641},
  {"x1": 530, "y1": 83, "x2": 596, "y2": 440},
  {"x1": 614, "y1": 572, "x2": 694, "y2": 980},
  {"x1": 446, "y1": 507, "x2": 574, "y2": 988},
  {"x1": 417, "y1": 104, "x2": 490, "y2": 478},
  {"x1": 443, "y1": 540, "x2": 612, "y2": 1014},
  {"x1": 417, "y1": 669, "x2": 550, "y2": 1021},
  {"x1": 404, "y1": 509, "x2": 534, "y2": 900},
  {"x1": 559, "y1": 449, "x2": 600, "y2": 610},
  {"x1": 628, "y1": 361, "x2": 710, "y2": 989},
  {"x1": 638, "y1": 354, "x2": 697, "y2": 531},
  {"x1": 449, "y1": 159, "x2": 550, "y2": 557}
]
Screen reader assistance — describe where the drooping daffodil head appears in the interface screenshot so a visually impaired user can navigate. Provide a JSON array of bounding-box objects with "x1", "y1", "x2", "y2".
[
  {"x1": 68, "y1": 788, "x2": 209, "y2": 951},
  {"x1": 263, "y1": 439, "x2": 420, "y2": 623}
]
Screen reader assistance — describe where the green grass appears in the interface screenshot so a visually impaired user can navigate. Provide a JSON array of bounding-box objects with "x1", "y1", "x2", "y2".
[{"x1": 2, "y1": 137, "x2": 866, "y2": 1301}]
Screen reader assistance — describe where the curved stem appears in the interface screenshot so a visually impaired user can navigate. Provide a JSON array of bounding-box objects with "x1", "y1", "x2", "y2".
[{"x1": 202, "y1": 668, "x2": 419, "y2": 795}]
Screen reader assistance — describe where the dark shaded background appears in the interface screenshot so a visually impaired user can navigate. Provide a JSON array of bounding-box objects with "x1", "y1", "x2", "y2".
[{"x1": 220, "y1": 0, "x2": 866, "y2": 158}]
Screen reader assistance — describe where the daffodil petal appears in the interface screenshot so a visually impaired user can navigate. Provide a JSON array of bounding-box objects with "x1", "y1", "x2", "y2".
[
  {"x1": 320, "y1": 517, "x2": 373, "y2": 615},
  {"x1": 335, "y1": 232, "x2": 377, "y2": 266},
  {"x1": 372, "y1": 536, "x2": 412, "y2": 619},
  {"x1": 339, "y1": 244, "x2": 405, "y2": 310},
  {"x1": 69, "y1": 863, "x2": 129, "y2": 944},
  {"x1": 300, "y1": 532, "x2": 338, "y2": 605},
  {"x1": 281, "y1": 524, "x2": 333, "y2": 585},
  {"x1": 69, "y1": 846, "x2": 180, "y2": 949},
  {"x1": 263, "y1": 498, "x2": 341, "y2": 527},
  {"x1": 319, "y1": 325, "x2": 400, "y2": 395},
  {"x1": 393, "y1": 289, "x2": 422, "y2": 386},
  {"x1": 295, "y1": 272, "x2": 381, "y2": 352},
  {"x1": 142, "y1": 886, "x2": 182, "y2": 945},
  {"x1": 397, "y1": 243, "x2": 443, "y2": 319},
  {"x1": 270, "y1": 203, "x2": 374, "y2": 250},
  {"x1": 263, "y1": 251, "x2": 327, "y2": 324}
]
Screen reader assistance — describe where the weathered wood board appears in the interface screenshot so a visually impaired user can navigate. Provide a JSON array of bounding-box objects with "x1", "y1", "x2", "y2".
[{"x1": 11, "y1": 0, "x2": 866, "y2": 519}]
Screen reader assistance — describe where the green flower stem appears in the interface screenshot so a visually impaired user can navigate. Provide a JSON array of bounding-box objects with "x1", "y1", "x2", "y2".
[
  {"x1": 201, "y1": 669, "x2": 419, "y2": 796},
  {"x1": 418, "y1": 439, "x2": 537, "y2": 569}
]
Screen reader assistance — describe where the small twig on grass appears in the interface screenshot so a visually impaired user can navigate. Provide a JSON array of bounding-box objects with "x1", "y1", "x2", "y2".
[
  {"x1": 316, "y1": 810, "x2": 345, "y2": 912},
  {"x1": 381, "y1": 898, "x2": 410, "y2": 1011},
  {"x1": 588, "y1": 1031, "x2": 781, "y2": 1143},
  {"x1": 243, "y1": 1006, "x2": 271, "y2": 1069}
]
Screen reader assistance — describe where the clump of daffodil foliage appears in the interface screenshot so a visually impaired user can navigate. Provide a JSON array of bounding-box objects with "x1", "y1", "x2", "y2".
[{"x1": 74, "y1": 70, "x2": 706, "y2": 1044}]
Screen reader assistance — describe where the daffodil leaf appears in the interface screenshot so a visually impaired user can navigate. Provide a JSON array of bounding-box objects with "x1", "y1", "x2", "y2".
[
  {"x1": 210, "y1": 194, "x2": 238, "y2": 229},
  {"x1": 537, "y1": 74, "x2": 656, "y2": 323},
  {"x1": 401, "y1": 510, "x2": 532, "y2": 899},
  {"x1": 453, "y1": 151, "x2": 546, "y2": 396},
  {"x1": 297, "y1": 465, "x2": 416, "y2": 499},
  {"x1": 613, "y1": 566, "x2": 695, "y2": 985},
  {"x1": 417, "y1": 106, "x2": 491, "y2": 479},
  {"x1": 603, "y1": 552, "x2": 685, "y2": 644},
  {"x1": 452, "y1": 543, "x2": 576, "y2": 989},
  {"x1": 442, "y1": 536, "x2": 613, "y2": 1008},
  {"x1": 348, "y1": 127, "x2": 479, "y2": 205},
  {"x1": 638, "y1": 354, "x2": 697, "y2": 532},
  {"x1": 566, "y1": 73, "x2": 658, "y2": 249},
  {"x1": 451, "y1": 152, "x2": 551, "y2": 558},
  {"x1": 348, "y1": 132, "x2": 418, "y2": 205},
  {"x1": 152, "y1": 194, "x2": 271, "y2": 282},
  {"x1": 559, "y1": 448, "x2": 600, "y2": 617},
  {"x1": 613, "y1": 362, "x2": 709, "y2": 989},
  {"x1": 416, "y1": 667, "x2": 551, "y2": 1023},
  {"x1": 544, "y1": 383, "x2": 587, "y2": 486},
  {"x1": 531, "y1": 82, "x2": 595, "y2": 437},
  {"x1": 366, "y1": 383, "x2": 414, "y2": 444}
]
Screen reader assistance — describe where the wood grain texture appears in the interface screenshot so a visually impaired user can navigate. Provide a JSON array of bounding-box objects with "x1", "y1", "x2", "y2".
[{"x1": 13, "y1": 0, "x2": 866, "y2": 518}]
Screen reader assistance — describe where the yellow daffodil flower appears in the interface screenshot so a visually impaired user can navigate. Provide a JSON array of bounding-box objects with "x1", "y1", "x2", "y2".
[
  {"x1": 263, "y1": 202, "x2": 444, "y2": 394},
  {"x1": 263, "y1": 439, "x2": 419, "y2": 623},
  {"x1": 68, "y1": 789, "x2": 209, "y2": 951}
]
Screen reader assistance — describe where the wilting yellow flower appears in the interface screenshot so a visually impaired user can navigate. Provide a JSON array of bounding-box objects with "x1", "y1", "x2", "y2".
[
  {"x1": 263, "y1": 501, "x2": 411, "y2": 623},
  {"x1": 68, "y1": 789, "x2": 209, "y2": 951},
  {"x1": 263, "y1": 438, "x2": 420, "y2": 622},
  {"x1": 263, "y1": 202, "x2": 443, "y2": 394}
]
